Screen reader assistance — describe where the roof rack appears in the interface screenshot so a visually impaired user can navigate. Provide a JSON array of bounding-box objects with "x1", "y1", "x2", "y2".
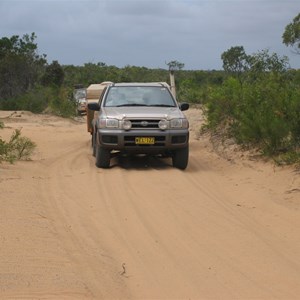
[{"x1": 158, "y1": 82, "x2": 170, "y2": 88}]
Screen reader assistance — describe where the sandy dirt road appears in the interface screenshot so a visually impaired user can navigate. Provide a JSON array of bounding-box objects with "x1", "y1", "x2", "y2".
[{"x1": 0, "y1": 109, "x2": 300, "y2": 299}]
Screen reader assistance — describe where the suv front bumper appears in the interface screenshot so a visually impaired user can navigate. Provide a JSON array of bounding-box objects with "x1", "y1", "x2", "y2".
[{"x1": 97, "y1": 128, "x2": 189, "y2": 153}]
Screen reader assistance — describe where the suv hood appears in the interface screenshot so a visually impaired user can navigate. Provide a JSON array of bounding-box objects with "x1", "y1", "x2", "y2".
[{"x1": 101, "y1": 107, "x2": 186, "y2": 120}]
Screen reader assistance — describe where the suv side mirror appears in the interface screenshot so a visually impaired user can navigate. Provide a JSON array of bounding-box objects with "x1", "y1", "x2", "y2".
[
  {"x1": 179, "y1": 102, "x2": 189, "y2": 111},
  {"x1": 88, "y1": 102, "x2": 100, "y2": 111}
]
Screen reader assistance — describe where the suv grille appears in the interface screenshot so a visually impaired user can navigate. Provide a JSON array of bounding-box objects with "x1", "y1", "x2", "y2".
[{"x1": 130, "y1": 119, "x2": 160, "y2": 129}]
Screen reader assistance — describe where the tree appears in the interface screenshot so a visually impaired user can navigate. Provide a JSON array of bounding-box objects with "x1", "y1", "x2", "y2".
[
  {"x1": 282, "y1": 12, "x2": 300, "y2": 54},
  {"x1": 0, "y1": 33, "x2": 46, "y2": 99},
  {"x1": 41, "y1": 60, "x2": 64, "y2": 87},
  {"x1": 166, "y1": 60, "x2": 184, "y2": 73},
  {"x1": 221, "y1": 46, "x2": 249, "y2": 84},
  {"x1": 248, "y1": 49, "x2": 289, "y2": 74}
]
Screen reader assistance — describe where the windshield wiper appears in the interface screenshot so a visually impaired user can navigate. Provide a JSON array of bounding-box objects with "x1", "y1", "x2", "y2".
[
  {"x1": 116, "y1": 103, "x2": 148, "y2": 107},
  {"x1": 149, "y1": 104, "x2": 175, "y2": 107}
]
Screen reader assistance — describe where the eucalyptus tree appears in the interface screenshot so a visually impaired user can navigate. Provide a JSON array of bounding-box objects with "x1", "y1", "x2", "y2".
[
  {"x1": 0, "y1": 33, "x2": 46, "y2": 99},
  {"x1": 221, "y1": 46, "x2": 250, "y2": 85},
  {"x1": 282, "y1": 12, "x2": 300, "y2": 54}
]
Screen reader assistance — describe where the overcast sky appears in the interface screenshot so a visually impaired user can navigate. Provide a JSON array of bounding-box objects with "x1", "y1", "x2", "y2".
[{"x1": 0, "y1": 0, "x2": 299, "y2": 70}]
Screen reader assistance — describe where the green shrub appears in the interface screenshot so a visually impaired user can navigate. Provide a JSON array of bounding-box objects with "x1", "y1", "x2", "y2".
[
  {"x1": 205, "y1": 77, "x2": 241, "y2": 129},
  {"x1": 0, "y1": 86, "x2": 76, "y2": 117},
  {"x1": 0, "y1": 86, "x2": 52, "y2": 112},
  {"x1": 0, "y1": 126, "x2": 36, "y2": 163},
  {"x1": 48, "y1": 87, "x2": 76, "y2": 117},
  {"x1": 204, "y1": 72, "x2": 300, "y2": 163},
  {"x1": 273, "y1": 151, "x2": 300, "y2": 166}
]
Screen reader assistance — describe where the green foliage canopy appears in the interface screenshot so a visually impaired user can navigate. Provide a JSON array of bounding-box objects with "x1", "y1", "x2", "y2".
[
  {"x1": 221, "y1": 46, "x2": 249, "y2": 75},
  {"x1": 0, "y1": 33, "x2": 46, "y2": 100},
  {"x1": 282, "y1": 12, "x2": 300, "y2": 54},
  {"x1": 166, "y1": 60, "x2": 185, "y2": 72},
  {"x1": 208, "y1": 46, "x2": 299, "y2": 161},
  {"x1": 41, "y1": 60, "x2": 65, "y2": 87}
]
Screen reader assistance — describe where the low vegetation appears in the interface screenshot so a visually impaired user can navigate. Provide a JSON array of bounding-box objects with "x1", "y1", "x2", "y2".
[
  {"x1": 206, "y1": 48, "x2": 300, "y2": 164},
  {"x1": 0, "y1": 121, "x2": 36, "y2": 163}
]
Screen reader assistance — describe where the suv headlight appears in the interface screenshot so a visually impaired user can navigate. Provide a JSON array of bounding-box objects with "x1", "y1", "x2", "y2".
[
  {"x1": 170, "y1": 118, "x2": 189, "y2": 129},
  {"x1": 158, "y1": 119, "x2": 168, "y2": 130},
  {"x1": 99, "y1": 118, "x2": 119, "y2": 128},
  {"x1": 123, "y1": 119, "x2": 132, "y2": 130}
]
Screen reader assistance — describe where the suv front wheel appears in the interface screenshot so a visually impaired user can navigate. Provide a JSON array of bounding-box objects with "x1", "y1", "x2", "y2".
[
  {"x1": 95, "y1": 143, "x2": 111, "y2": 168},
  {"x1": 92, "y1": 131, "x2": 96, "y2": 157},
  {"x1": 172, "y1": 146, "x2": 189, "y2": 170}
]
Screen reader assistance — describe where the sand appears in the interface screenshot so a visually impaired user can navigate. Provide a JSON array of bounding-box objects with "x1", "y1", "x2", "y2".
[{"x1": 0, "y1": 109, "x2": 299, "y2": 299}]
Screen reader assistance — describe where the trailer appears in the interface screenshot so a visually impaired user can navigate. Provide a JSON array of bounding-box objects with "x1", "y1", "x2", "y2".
[{"x1": 86, "y1": 82, "x2": 112, "y2": 133}]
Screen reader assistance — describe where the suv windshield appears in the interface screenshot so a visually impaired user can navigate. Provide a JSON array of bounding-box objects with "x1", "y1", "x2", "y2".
[{"x1": 104, "y1": 86, "x2": 176, "y2": 107}]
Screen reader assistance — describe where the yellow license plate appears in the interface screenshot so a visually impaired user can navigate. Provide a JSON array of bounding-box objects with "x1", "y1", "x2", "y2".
[{"x1": 135, "y1": 137, "x2": 155, "y2": 145}]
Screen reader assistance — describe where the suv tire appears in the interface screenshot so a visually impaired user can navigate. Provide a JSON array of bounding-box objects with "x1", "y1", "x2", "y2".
[
  {"x1": 92, "y1": 132, "x2": 96, "y2": 157},
  {"x1": 172, "y1": 146, "x2": 189, "y2": 170},
  {"x1": 95, "y1": 143, "x2": 110, "y2": 168}
]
